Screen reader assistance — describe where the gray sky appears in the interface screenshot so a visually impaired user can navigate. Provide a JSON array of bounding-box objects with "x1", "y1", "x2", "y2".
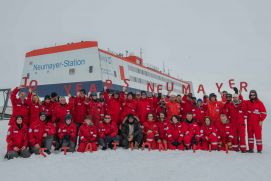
[{"x1": 0, "y1": 0, "x2": 270, "y2": 112}]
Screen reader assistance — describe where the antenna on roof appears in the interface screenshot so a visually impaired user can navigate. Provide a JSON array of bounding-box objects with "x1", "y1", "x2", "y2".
[
  {"x1": 163, "y1": 61, "x2": 165, "y2": 73},
  {"x1": 125, "y1": 50, "x2": 128, "y2": 57},
  {"x1": 140, "y1": 48, "x2": 143, "y2": 59}
]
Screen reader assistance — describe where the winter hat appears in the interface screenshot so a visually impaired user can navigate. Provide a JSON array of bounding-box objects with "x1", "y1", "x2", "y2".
[
  {"x1": 80, "y1": 89, "x2": 86, "y2": 94},
  {"x1": 141, "y1": 91, "x2": 147, "y2": 96},
  {"x1": 51, "y1": 92, "x2": 58, "y2": 98},
  {"x1": 44, "y1": 95, "x2": 51, "y2": 100},
  {"x1": 39, "y1": 112, "x2": 47, "y2": 117},
  {"x1": 226, "y1": 93, "x2": 232, "y2": 98},
  {"x1": 128, "y1": 92, "x2": 133, "y2": 97},
  {"x1": 197, "y1": 98, "x2": 203, "y2": 103},
  {"x1": 64, "y1": 114, "x2": 73, "y2": 122},
  {"x1": 209, "y1": 93, "x2": 217, "y2": 99}
]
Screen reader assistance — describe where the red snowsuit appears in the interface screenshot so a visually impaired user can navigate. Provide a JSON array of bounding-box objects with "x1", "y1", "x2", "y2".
[
  {"x1": 206, "y1": 101, "x2": 224, "y2": 128},
  {"x1": 222, "y1": 101, "x2": 235, "y2": 120},
  {"x1": 70, "y1": 96, "x2": 88, "y2": 124},
  {"x1": 98, "y1": 121, "x2": 118, "y2": 139},
  {"x1": 27, "y1": 93, "x2": 43, "y2": 125},
  {"x1": 41, "y1": 102, "x2": 53, "y2": 122},
  {"x1": 10, "y1": 87, "x2": 30, "y2": 125},
  {"x1": 28, "y1": 121, "x2": 56, "y2": 147},
  {"x1": 120, "y1": 99, "x2": 138, "y2": 121},
  {"x1": 246, "y1": 99, "x2": 267, "y2": 152},
  {"x1": 6, "y1": 123, "x2": 29, "y2": 152},
  {"x1": 166, "y1": 121, "x2": 185, "y2": 150},
  {"x1": 104, "y1": 92, "x2": 122, "y2": 125},
  {"x1": 182, "y1": 120, "x2": 200, "y2": 148},
  {"x1": 181, "y1": 96, "x2": 194, "y2": 120},
  {"x1": 217, "y1": 121, "x2": 234, "y2": 150},
  {"x1": 52, "y1": 103, "x2": 71, "y2": 125},
  {"x1": 166, "y1": 101, "x2": 181, "y2": 120},
  {"x1": 58, "y1": 122, "x2": 77, "y2": 143},
  {"x1": 200, "y1": 123, "x2": 219, "y2": 150},
  {"x1": 77, "y1": 123, "x2": 98, "y2": 152},
  {"x1": 137, "y1": 98, "x2": 153, "y2": 124},
  {"x1": 88, "y1": 100, "x2": 105, "y2": 126},
  {"x1": 143, "y1": 121, "x2": 159, "y2": 149},
  {"x1": 194, "y1": 106, "x2": 206, "y2": 126}
]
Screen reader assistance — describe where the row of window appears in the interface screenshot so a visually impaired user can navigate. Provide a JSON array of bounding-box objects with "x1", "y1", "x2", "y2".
[{"x1": 128, "y1": 65, "x2": 182, "y2": 87}]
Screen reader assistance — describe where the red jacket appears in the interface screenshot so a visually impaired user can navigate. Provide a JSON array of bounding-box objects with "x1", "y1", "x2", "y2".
[
  {"x1": 181, "y1": 96, "x2": 194, "y2": 120},
  {"x1": 246, "y1": 99, "x2": 267, "y2": 122},
  {"x1": 194, "y1": 106, "x2": 206, "y2": 126},
  {"x1": 166, "y1": 122, "x2": 185, "y2": 142},
  {"x1": 98, "y1": 121, "x2": 118, "y2": 139},
  {"x1": 70, "y1": 96, "x2": 88, "y2": 124},
  {"x1": 230, "y1": 102, "x2": 247, "y2": 125},
  {"x1": 166, "y1": 101, "x2": 181, "y2": 119},
  {"x1": 27, "y1": 93, "x2": 43, "y2": 125},
  {"x1": 6, "y1": 123, "x2": 29, "y2": 151},
  {"x1": 157, "y1": 121, "x2": 170, "y2": 140},
  {"x1": 217, "y1": 122, "x2": 234, "y2": 143},
  {"x1": 52, "y1": 103, "x2": 71, "y2": 124},
  {"x1": 58, "y1": 122, "x2": 77, "y2": 143},
  {"x1": 206, "y1": 101, "x2": 224, "y2": 126},
  {"x1": 137, "y1": 98, "x2": 153, "y2": 124},
  {"x1": 182, "y1": 120, "x2": 200, "y2": 140},
  {"x1": 29, "y1": 121, "x2": 56, "y2": 147},
  {"x1": 78, "y1": 123, "x2": 98, "y2": 143},
  {"x1": 10, "y1": 87, "x2": 30, "y2": 125},
  {"x1": 104, "y1": 92, "x2": 122, "y2": 125},
  {"x1": 88, "y1": 100, "x2": 105, "y2": 125},
  {"x1": 120, "y1": 99, "x2": 138, "y2": 121},
  {"x1": 222, "y1": 101, "x2": 235, "y2": 119},
  {"x1": 200, "y1": 123, "x2": 218, "y2": 141}
]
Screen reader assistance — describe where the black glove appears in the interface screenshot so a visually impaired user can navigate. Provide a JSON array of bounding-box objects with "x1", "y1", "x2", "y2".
[
  {"x1": 233, "y1": 87, "x2": 238, "y2": 94},
  {"x1": 171, "y1": 141, "x2": 181, "y2": 147},
  {"x1": 192, "y1": 137, "x2": 198, "y2": 145},
  {"x1": 63, "y1": 135, "x2": 70, "y2": 141}
]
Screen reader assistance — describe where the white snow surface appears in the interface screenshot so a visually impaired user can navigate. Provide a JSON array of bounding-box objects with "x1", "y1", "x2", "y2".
[{"x1": 0, "y1": 118, "x2": 270, "y2": 181}]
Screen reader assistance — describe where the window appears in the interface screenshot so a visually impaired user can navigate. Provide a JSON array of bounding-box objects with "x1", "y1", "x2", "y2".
[
  {"x1": 89, "y1": 66, "x2": 93, "y2": 73},
  {"x1": 114, "y1": 71, "x2": 117, "y2": 77},
  {"x1": 69, "y1": 68, "x2": 75, "y2": 75}
]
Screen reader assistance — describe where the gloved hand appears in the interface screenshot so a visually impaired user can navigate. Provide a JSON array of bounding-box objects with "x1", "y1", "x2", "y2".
[
  {"x1": 171, "y1": 141, "x2": 181, "y2": 147},
  {"x1": 233, "y1": 87, "x2": 238, "y2": 94}
]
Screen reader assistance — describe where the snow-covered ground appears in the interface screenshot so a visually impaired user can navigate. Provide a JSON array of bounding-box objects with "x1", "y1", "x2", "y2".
[{"x1": 0, "y1": 118, "x2": 270, "y2": 181}]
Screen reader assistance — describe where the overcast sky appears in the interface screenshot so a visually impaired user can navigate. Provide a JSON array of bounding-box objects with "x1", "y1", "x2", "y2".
[{"x1": 0, "y1": 0, "x2": 270, "y2": 113}]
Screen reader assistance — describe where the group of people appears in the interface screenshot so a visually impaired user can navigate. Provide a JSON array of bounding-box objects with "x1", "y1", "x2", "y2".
[{"x1": 5, "y1": 85, "x2": 267, "y2": 160}]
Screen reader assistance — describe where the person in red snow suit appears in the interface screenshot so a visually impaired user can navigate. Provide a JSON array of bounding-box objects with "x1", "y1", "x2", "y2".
[
  {"x1": 147, "y1": 92, "x2": 158, "y2": 115},
  {"x1": 137, "y1": 91, "x2": 153, "y2": 124},
  {"x1": 5, "y1": 115, "x2": 31, "y2": 160},
  {"x1": 166, "y1": 115, "x2": 185, "y2": 150},
  {"x1": 51, "y1": 96, "x2": 71, "y2": 125},
  {"x1": 120, "y1": 92, "x2": 138, "y2": 122},
  {"x1": 10, "y1": 87, "x2": 30, "y2": 125},
  {"x1": 200, "y1": 117, "x2": 219, "y2": 150},
  {"x1": 182, "y1": 113, "x2": 201, "y2": 149},
  {"x1": 142, "y1": 113, "x2": 159, "y2": 149},
  {"x1": 104, "y1": 88, "x2": 122, "y2": 126},
  {"x1": 222, "y1": 94, "x2": 235, "y2": 120},
  {"x1": 246, "y1": 90, "x2": 267, "y2": 153},
  {"x1": 181, "y1": 94, "x2": 194, "y2": 121},
  {"x1": 206, "y1": 93, "x2": 224, "y2": 128},
  {"x1": 58, "y1": 115, "x2": 77, "y2": 152},
  {"x1": 229, "y1": 93, "x2": 247, "y2": 152},
  {"x1": 220, "y1": 90, "x2": 228, "y2": 103},
  {"x1": 217, "y1": 114, "x2": 234, "y2": 151},
  {"x1": 166, "y1": 94, "x2": 181, "y2": 120},
  {"x1": 69, "y1": 89, "x2": 88, "y2": 126},
  {"x1": 29, "y1": 112, "x2": 56, "y2": 155},
  {"x1": 156, "y1": 97, "x2": 167, "y2": 116},
  {"x1": 27, "y1": 89, "x2": 43, "y2": 125},
  {"x1": 77, "y1": 116, "x2": 98, "y2": 152},
  {"x1": 157, "y1": 112, "x2": 169, "y2": 148},
  {"x1": 88, "y1": 92, "x2": 105, "y2": 126},
  {"x1": 41, "y1": 95, "x2": 53, "y2": 122},
  {"x1": 98, "y1": 114, "x2": 120, "y2": 150},
  {"x1": 195, "y1": 99, "x2": 206, "y2": 126}
]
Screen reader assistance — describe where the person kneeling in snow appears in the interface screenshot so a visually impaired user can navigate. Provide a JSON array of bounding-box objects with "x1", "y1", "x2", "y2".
[
  {"x1": 200, "y1": 117, "x2": 219, "y2": 150},
  {"x1": 166, "y1": 115, "x2": 185, "y2": 150},
  {"x1": 5, "y1": 115, "x2": 31, "y2": 160},
  {"x1": 217, "y1": 114, "x2": 234, "y2": 151},
  {"x1": 121, "y1": 114, "x2": 143, "y2": 149},
  {"x1": 29, "y1": 112, "x2": 56, "y2": 155},
  {"x1": 58, "y1": 115, "x2": 77, "y2": 152},
  {"x1": 77, "y1": 116, "x2": 98, "y2": 152},
  {"x1": 98, "y1": 114, "x2": 120, "y2": 150},
  {"x1": 142, "y1": 113, "x2": 159, "y2": 150}
]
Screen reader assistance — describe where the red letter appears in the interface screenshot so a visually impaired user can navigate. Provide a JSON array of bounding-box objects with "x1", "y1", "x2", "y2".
[
  {"x1": 124, "y1": 79, "x2": 130, "y2": 88},
  {"x1": 229, "y1": 79, "x2": 235, "y2": 89},
  {"x1": 216, "y1": 83, "x2": 223, "y2": 93},
  {"x1": 240, "y1": 82, "x2": 248, "y2": 92},
  {"x1": 182, "y1": 84, "x2": 191, "y2": 94},
  {"x1": 157, "y1": 84, "x2": 162, "y2": 94},
  {"x1": 89, "y1": 84, "x2": 97, "y2": 93},
  {"x1": 29, "y1": 80, "x2": 38, "y2": 91},
  {"x1": 84, "y1": 143, "x2": 93, "y2": 152},
  {"x1": 147, "y1": 83, "x2": 155, "y2": 93},
  {"x1": 105, "y1": 80, "x2": 113, "y2": 89},
  {"x1": 166, "y1": 82, "x2": 174, "y2": 92},
  {"x1": 21, "y1": 77, "x2": 28, "y2": 87},
  {"x1": 64, "y1": 84, "x2": 72, "y2": 96},
  {"x1": 75, "y1": 83, "x2": 82, "y2": 93},
  {"x1": 197, "y1": 84, "x2": 205, "y2": 94},
  {"x1": 61, "y1": 147, "x2": 69, "y2": 155}
]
